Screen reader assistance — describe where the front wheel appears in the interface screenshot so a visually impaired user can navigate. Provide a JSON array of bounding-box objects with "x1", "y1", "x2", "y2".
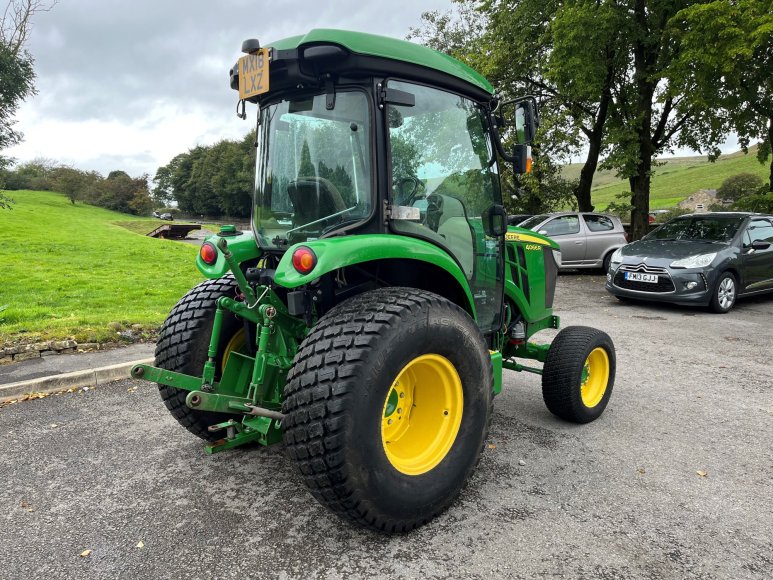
[
  {"x1": 542, "y1": 326, "x2": 615, "y2": 423},
  {"x1": 708, "y1": 271, "x2": 737, "y2": 313},
  {"x1": 282, "y1": 288, "x2": 492, "y2": 532}
]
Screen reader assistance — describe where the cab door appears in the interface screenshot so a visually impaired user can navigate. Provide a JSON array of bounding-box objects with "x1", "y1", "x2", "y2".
[{"x1": 385, "y1": 79, "x2": 504, "y2": 332}]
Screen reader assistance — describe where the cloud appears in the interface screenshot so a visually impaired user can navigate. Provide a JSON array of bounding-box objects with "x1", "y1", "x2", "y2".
[{"x1": 7, "y1": 0, "x2": 450, "y2": 176}]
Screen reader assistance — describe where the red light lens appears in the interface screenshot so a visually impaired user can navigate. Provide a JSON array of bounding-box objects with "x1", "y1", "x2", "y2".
[
  {"x1": 292, "y1": 246, "x2": 317, "y2": 274},
  {"x1": 200, "y1": 242, "x2": 218, "y2": 265}
]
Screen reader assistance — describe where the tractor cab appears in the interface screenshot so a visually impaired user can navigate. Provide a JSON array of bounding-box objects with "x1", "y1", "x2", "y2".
[{"x1": 229, "y1": 29, "x2": 537, "y2": 333}]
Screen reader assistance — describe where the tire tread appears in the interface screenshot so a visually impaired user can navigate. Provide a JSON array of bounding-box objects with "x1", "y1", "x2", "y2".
[{"x1": 282, "y1": 287, "x2": 491, "y2": 532}]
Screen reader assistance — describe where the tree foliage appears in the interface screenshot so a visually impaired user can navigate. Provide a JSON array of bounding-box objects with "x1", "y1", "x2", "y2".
[
  {"x1": 412, "y1": 1, "x2": 756, "y2": 239},
  {"x1": 2, "y1": 159, "x2": 153, "y2": 215},
  {"x1": 1, "y1": 1, "x2": 54, "y2": 164},
  {"x1": 670, "y1": 0, "x2": 773, "y2": 191},
  {"x1": 717, "y1": 173, "x2": 765, "y2": 202},
  {"x1": 731, "y1": 192, "x2": 773, "y2": 213},
  {"x1": 154, "y1": 131, "x2": 256, "y2": 218}
]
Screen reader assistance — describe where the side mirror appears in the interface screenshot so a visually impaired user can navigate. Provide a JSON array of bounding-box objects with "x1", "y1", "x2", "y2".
[
  {"x1": 514, "y1": 100, "x2": 538, "y2": 144},
  {"x1": 483, "y1": 204, "x2": 508, "y2": 237},
  {"x1": 751, "y1": 239, "x2": 771, "y2": 250}
]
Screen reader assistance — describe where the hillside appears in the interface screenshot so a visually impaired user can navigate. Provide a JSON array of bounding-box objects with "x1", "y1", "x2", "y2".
[
  {"x1": 0, "y1": 190, "x2": 204, "y2": 344},
  {"x1": 562, "y1": 145, "x2": 769, "y2": 209}
]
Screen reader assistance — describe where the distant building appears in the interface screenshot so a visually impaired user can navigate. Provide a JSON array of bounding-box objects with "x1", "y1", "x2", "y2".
[{"x1": 678, "y1": 189, "x2": 722, "y2": 213}]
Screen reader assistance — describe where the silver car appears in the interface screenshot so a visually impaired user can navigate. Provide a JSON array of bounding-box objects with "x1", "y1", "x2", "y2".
[{"x1": 518, "y1": 212, "x2": 628, "y2": 271}]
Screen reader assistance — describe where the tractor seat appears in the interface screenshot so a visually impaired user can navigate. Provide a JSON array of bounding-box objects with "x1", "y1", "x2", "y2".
[{"x1": 287, "y1": 177, "x2": 347, "y2": 227}]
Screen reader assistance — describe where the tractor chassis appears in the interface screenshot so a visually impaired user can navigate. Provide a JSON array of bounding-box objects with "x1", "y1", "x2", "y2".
[{"x1": 132, "y1": 241, "x2": 564, "y2": 454}]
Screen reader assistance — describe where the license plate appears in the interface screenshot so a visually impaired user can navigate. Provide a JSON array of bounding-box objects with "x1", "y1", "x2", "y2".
[
  {"x1": 625, "y1": 272, "x2": 658, "y2": 283},
  {"x1": 238, "y1": 48, "x2": 270, "y2": 99}
]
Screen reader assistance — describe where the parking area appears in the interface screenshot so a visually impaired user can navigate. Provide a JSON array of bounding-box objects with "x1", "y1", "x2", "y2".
[{"x1": 1, "y1": 273, "x2": 771, "y2": 578}]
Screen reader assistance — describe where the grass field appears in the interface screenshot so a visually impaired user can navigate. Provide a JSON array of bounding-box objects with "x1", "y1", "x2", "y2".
[
  {"x1": 0, "y1": 190, "x2": 205, "y2": 345},
  {"x1": 562, "y1": 146, "x2": 770, "y2": 209}
]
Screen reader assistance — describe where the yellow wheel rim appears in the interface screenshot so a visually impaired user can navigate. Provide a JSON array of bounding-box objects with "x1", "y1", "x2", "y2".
[
  {"x1": 381, "y1": 354, "x2": 463, "y2": 476},
  {"x1": 221, "y1": 327, "x2": 247, "y2": 369},
  {"x1": 581, "y1": 347, "x2": 610, "y2": 408}
]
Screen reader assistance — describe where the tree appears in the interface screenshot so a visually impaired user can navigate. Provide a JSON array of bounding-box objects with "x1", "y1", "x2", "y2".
[
  {"x1": 0, "y1": 38, "x2": 33, "y2": 153},
  {"x1": 411, "y1": 0, "x2": 625, "y2": 213},
  {"x1": 717, "y1": 173, "x2": 765, "y2": 202},
  {"x1": 670, "y1": 0, "x2": 773, "y2": 191},
  {"x1": 1, "y1": 1, "x2": 54, "y2": 160},
  {"x1": 97, "y1": 171, "x2": 152, "y2": 215},
  {"x1": 50, "y1": 166, "x2": 86, "y2": 204},
  {"x1": 156, "y1": 131, "x2": 256, "y2": 218},
  {"x1": 602, "y1": 0, "x2": 730, "y2": 240}
]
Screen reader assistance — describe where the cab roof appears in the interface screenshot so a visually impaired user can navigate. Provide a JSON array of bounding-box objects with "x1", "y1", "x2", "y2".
[{"x1": 267, "y1": 29, "x2": 494, "y2": 96}]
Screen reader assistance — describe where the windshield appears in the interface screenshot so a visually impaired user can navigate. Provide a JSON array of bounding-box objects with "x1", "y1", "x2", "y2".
[
  {"x1": 518, "y1": 214, "x2": 550, "y2": 229},
  {"x1": 644, "y1": 216, "x2": 744, "y2": 243},
  {"x1": 254, "y1": 91, "x2": 371, "y2": 247}
]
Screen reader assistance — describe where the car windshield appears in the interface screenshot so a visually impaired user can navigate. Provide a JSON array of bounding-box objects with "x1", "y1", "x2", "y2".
[
  {"x1": 518, "y1": 214, "x2": 550, "y2": 229},
  {"x1": 253, "y1": 91, "x2": 372, "y2": 248},
  {"x1": 644, "y1": 216, "x2": 744, "y2": 243}
]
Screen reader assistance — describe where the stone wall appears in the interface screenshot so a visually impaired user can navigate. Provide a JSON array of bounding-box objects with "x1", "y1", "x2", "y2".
[{"x1": 0, "y1": 340, "x2": 118, "y2": 364}]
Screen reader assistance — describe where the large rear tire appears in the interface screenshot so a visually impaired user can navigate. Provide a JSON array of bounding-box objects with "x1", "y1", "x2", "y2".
[
  {"x1": 542, "y1": 326, "x2": 615, "y2": 423},
  {"x1": 154, "y1": 276, "x2": 245, "y2": 442},
  {"x1": 282, "y1": 288, "x2": 493, "y2": 532}
]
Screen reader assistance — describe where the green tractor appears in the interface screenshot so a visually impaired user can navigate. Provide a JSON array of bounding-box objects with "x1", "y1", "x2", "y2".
[{"x1": 131, "y1": 29, "x2": 615, "y2": 532}]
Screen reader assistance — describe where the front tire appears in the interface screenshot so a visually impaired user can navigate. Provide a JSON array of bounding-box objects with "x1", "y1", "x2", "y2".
[
  {"x1": 708, "y1": 272, "x2": 737, "y2": 313},
  {"x1": 282, "y1": 288, "x2": 492, "y2": 532},
  {"x1": 602, "y1": 251, "x2": 613, "y2": 274},
  {"x1": 542, "y1": 326, "x2": 615, "y2": 423}
]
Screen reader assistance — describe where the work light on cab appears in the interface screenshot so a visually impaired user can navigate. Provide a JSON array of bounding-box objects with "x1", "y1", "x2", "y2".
[
  {"x1": 200, "y1": 242, "x2": 218, "y2": 265},
  {"x1": 292, "y1": 246, "x2": 317, "y2": 274}
]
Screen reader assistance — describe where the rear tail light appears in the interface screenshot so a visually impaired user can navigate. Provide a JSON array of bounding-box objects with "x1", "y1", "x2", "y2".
[
  {"x1": 291, "y1": 246, "x2": 317, "y2": 274},
  {"x1": 200, "y1": 242, "x2": 218, "y2": 265}
]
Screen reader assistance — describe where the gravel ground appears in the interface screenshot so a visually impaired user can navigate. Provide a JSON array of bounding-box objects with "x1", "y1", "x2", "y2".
[{"x1": 1, "y1": 273, "x2": 771, "y2": 579}]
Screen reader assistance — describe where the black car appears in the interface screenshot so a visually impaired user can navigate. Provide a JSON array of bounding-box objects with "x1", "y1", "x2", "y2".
[{"x1": 605, "y1": 212, "x2": 773, "y2": 313}]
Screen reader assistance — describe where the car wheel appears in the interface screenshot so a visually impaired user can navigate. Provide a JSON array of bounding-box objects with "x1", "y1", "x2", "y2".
[
  {"x1": 708, "y1": 272, "x2": 737, "y2": 314},
  {"x1": 602, "y1": 252, "x2": 613, "y2": 274}
]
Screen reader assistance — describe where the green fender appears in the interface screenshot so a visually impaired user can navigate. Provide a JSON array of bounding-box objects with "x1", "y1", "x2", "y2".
[{"x1": 273, "y1": 235, "x2": 476, "y2": 317}]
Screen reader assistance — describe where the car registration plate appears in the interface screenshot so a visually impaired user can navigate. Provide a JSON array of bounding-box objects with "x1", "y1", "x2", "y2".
[
  {"x1": 238, "y1": 48, "x2": 270, "y2": 99},
  {"x1": 625, "y1": 272, "x2": 658, "y2": 283}
]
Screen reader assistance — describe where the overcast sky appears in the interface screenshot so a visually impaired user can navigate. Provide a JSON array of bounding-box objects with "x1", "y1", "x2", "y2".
[
  {"x1": 8, "y1": 0, "x2": 741, "y2": 179},
  {"x1": 6, "y1": 0, "x2": 451, "y2": 178}
]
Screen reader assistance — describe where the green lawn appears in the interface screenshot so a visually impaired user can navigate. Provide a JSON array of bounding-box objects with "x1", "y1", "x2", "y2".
[
  {"x1": 562, "y1": 146, "x2": 770, "y2": 209},
  {"x1": 0, "y1": 191, "x2": 204, "y2": 345}
]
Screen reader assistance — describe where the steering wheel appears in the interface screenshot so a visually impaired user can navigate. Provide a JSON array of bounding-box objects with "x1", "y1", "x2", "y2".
[{"x1": 395, "y1": 176, "x2": 422, "y2": 206}]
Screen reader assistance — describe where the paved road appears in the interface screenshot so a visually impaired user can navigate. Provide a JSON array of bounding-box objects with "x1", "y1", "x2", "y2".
[{"x1": 1, "y1": 274, "x2": 771, "y2": 579}]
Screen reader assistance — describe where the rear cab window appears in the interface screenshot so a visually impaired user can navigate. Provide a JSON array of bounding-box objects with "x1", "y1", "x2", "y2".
[{"x1": 583, "y1": 214, "x2": 615, "y2": 232}]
